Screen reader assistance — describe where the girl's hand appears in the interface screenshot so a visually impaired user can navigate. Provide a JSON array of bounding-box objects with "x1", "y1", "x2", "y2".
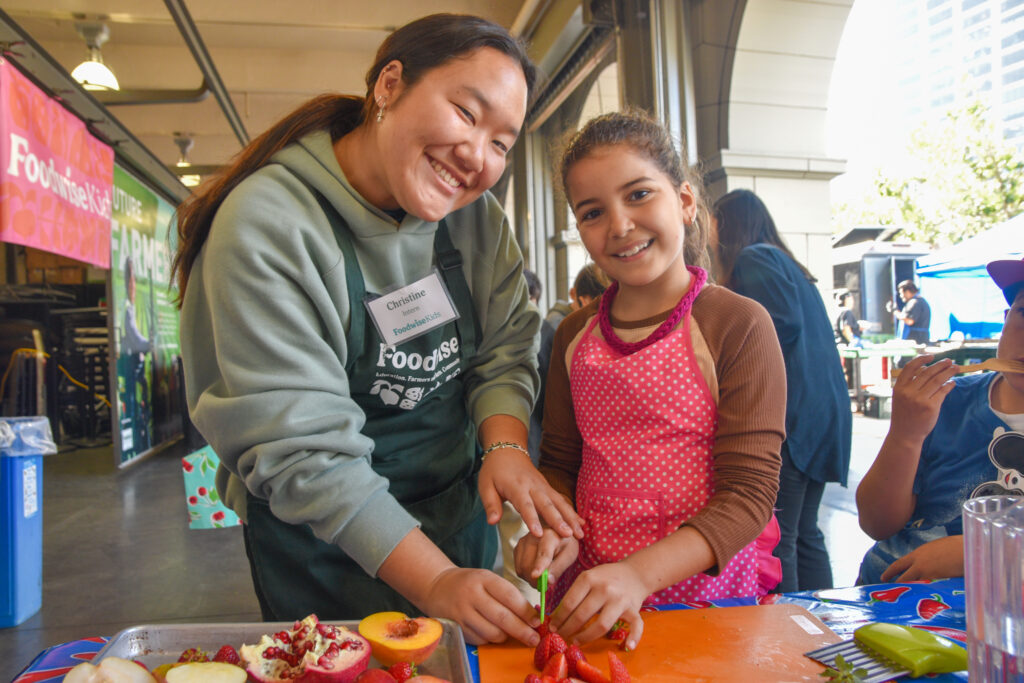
[
  {"x1": 890, "y1": 355, "x2": 958, "y2": 444},
  {"x1": 880, "y1": 535, "x2": 965, "y2": 582},
  {"x1": 548, "y1": 562, "x2": 648, "y2": 650},
  {"x1": 478, "y1": 448, "x2": 583, "y2": 539},
  {"x1": 513, "y1": 528, "x2": 579, "y2": 584},
  {"x1": 419, "y1": 566, "x2": 541, "y2": 647}
]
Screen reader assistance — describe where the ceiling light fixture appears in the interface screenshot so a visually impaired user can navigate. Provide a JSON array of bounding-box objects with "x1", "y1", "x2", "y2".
[
  {"x1": 174, "y1": 134, "x2": 202, "y2": 188},
  {"x1": 71, "y1": 22, "x2": 120, "y2": 92}
]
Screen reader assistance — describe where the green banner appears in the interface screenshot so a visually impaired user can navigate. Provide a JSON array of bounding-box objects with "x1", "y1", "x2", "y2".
[{"x1": 109, "y1": 165, "x2": 182, "y2": 465}]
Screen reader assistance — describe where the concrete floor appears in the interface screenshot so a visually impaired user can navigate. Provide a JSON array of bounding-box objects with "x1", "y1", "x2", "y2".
[{"x1": 0, "y1": 414, "x2": 891, "y2": 682}]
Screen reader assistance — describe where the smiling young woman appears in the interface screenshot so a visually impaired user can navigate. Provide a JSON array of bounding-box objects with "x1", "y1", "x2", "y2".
[{"x1": 171, "y1": 13, "x2": 583, "y2": 647}]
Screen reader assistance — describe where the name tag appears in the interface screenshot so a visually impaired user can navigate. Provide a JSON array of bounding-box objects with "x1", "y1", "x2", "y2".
[{"x1": 365, "y1": 270, "x2": 459, "y2": 347}]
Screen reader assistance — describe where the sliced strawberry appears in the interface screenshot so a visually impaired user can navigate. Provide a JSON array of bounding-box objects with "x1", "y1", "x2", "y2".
[
  {"x1": 525, "y1": 675, "x2": 544, "y2": 683},
  {"x1": 574, "y1": 659, "x2": 610, "y2": 683},
  {"x1": 565, "y1": 644, "x2": 587, "y2": 676},
  {"x1": 387, "y1": 661, "x2": 417, "y2": 682},
  {"x1": 542, "y1": 652, "x2": 569, "y2": 679},
  {"x1": 212, "y1": 645, "x2": 240, "y2": 665},
  {"x1": 534, "y1": 632, "x2": 568, "y2": 670},
  {"x1": 607, "y1": 651, "x2": 631, "y2": 683},
  {"x1": 541, "y1": 676, "x2": 558, "y2": 683}
]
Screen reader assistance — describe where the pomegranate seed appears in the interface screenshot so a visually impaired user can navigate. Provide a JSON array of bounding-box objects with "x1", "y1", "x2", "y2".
[
  {"x1": 326, "y1": 643, "x2": 340, "y2": 658},
  {"x1": 317, "y1": 655, "x2": 334, "y2": 669}
]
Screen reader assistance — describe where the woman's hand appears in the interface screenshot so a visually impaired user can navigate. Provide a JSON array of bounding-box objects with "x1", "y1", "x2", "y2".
[
  {"x1": 514, "y1": 528, "x2": 579, "y2": 584},
  {"x1": 419, "y1": 566, "x2": 542, "y2": 646},
  {"x1": 547, "y1": 561, "x2": 649, "y2": 651},
  {"x1": 890, "y1": 355, "x2": 958, "y2": 444},
  {"x1": 478, "y1": 447, "x2": 583, "y2": 539},
  {"x1": 880, "y1": 535, "x2": 965, "y2": 582}
]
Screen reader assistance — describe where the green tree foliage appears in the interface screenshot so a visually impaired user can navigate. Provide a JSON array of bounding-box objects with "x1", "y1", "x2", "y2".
[{"x1": 833, "y1": 100, "x2": 1024, "y2": 247}]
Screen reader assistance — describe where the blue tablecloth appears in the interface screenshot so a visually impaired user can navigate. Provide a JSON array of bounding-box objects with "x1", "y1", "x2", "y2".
[{"x1": 16, "y1": 579, "x2": 967, "y2": 682}]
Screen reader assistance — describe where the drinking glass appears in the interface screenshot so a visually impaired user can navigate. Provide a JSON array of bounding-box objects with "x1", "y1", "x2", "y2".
[{"x1": 964, "y1": 495, "x2": 1024, "y2": 682}]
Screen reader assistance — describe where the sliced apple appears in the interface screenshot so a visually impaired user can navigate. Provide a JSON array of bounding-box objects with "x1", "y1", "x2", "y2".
[
  {"x1": 357, "y1": 612, "x2": 444, "y2": 666},
  {"x1": 165, "y1": 662, "x2": 247, "y2": 683},
  {"x1": 65, "y1": 657, "x2": 158, "y2": 682}
]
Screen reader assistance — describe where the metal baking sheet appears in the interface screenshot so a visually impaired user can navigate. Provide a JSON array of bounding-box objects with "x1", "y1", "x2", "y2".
[{"x1": 94, "y1": 619, "x2": 472, "y2": 683}]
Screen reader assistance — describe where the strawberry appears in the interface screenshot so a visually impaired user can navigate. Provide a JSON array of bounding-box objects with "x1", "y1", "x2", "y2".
[
  {"x1": 565, "y1": 644, "x2": 587, "y2": 676},
  {"x1": 176, "y1": 647, "x2": 209, "y2": 663},
  {"x1": 540, "y1": 677, "x2": 557, "y2": 683},
  {"x1": 387, "y1": 662, "x2": 417, "y2": 682},
  {"x1": 869, "y1": 586, "x2": 911, "y2": 603},
  {"x1": 574, "y1": 659, "x2": 610, "y2": 683},
  {"x1": 542, "y1": 652, "x2": 569, "y2": 680},
  {"x1": 917, "y1": 593, "x2": 951, "y2": 620},
  {"x1": 524, "y1": 675, "x2": 544, "y2": 683},
  {"x1": 212, "y1": 644, "x2": 240, "y2": 665},
  {"x1": 607, "y1": 651, "x2": 631, "y2": 683},
  {"x1": 534, "y1": 632, "x2": 567, "y2": 671},
  {"x1": 606, "y1": 619, "x2": 628, "y2": 641}
]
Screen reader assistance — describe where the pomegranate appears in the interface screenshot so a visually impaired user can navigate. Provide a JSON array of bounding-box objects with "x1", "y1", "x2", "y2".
[{"x1": 240, "y1": 614, "x2": 371, "y2": 683}]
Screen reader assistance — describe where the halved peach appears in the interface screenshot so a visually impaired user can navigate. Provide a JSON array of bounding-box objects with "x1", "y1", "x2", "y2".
[{"x1": 357, "y1": 612, "x2": 443, "y2": 666}]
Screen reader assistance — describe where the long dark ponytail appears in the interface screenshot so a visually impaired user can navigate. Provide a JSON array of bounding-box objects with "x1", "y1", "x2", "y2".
[{"x1": 171, "y1": 13, "x2": 537, "y2": 303}]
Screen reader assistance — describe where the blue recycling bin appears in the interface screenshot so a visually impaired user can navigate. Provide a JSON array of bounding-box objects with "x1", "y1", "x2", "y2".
[{"x1": 0, "y1": 416, "x2": 55, "y2": 628}]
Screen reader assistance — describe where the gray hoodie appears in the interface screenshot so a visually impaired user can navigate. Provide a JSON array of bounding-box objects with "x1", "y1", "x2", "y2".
[{"x1": 181, "y1": 130, "x2": 539, "y2": 575}]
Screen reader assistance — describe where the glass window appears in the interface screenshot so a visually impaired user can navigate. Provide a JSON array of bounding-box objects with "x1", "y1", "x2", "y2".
[
  {"x1": 963, "y1": 0, "x2": 986, "y2": 9},
  {"x1": 964, "y1": 8, "x2": 991, "y2": 27},
  {"x1": 1004, "y1": 0, "x2": 1024, "y2": 11},
  {"x1": 1003, "y1": 29, "x2": 1024, "y2": 49},
  {"x1": 1004, "y1": 48, "x2": 1024, "y2": 66},
  {"x1": 1004, "y1": 66, "x2": 1024, "y2": 84},
  {"x1": 930, "y1": 6, "x2": 953, "y2": 23}
]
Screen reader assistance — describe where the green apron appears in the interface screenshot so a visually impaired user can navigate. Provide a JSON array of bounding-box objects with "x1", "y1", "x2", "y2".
[{"x1": 243, "y1": 183, "x2": 496, "y2": 621}]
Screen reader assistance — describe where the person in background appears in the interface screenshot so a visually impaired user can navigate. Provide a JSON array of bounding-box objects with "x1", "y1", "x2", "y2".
[
  {"x1": 712, "y1": 189, "x2": 851, "y2": 593},
  {"x1": 516, "y1": 110, "x2": 785, "y2": 649},
  {"x1": 835, "y1": 290, "x2": 862, "y2": 346},
  {"x1": 835, "y1": 289, "x2": 862, "y2": 392},
  {"x1": 856, "y1": 257, "x2": 1024, "y2": 584},
  {"x1": 523, "y1": 269, "x2": 542, "y2": 308},
  {"x1": 529, "y1": 263, "x2": 609, "y2": 463},
  {"x1": 892, "y1": 279, "x2": 931, "y2": 343},
  {"x1": 173, "y1": 13, "x2": 582, "y2": 646}
]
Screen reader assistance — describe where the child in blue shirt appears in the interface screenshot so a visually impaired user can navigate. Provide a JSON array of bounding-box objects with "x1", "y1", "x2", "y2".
[{"x1": 857, "y1": 257, "x2": 1024, "y2": 585}]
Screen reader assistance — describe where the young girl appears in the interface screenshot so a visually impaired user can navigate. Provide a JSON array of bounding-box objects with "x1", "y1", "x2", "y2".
[{"x1": 515, "y1": 110, "x2": 786, "y2": 649}]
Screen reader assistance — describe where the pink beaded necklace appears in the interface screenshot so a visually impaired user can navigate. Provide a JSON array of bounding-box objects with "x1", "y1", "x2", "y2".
[{"x1": 598, "y1": 265, "x2": 708, "y2": 355}]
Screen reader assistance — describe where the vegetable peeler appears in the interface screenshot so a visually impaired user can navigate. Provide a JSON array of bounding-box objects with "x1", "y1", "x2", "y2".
[{"x1": 805, "y1": 622, "x2": 967, "y2": 682}]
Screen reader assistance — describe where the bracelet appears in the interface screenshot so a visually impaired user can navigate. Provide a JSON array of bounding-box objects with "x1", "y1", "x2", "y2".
[{"x1": 480, "y1": 441, "x2": 529, "y2": 462}]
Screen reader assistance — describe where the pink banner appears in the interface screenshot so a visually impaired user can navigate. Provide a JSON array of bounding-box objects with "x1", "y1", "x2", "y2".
[{"x1": 0, "y1": 59, "x2": 113, "y2": 267}]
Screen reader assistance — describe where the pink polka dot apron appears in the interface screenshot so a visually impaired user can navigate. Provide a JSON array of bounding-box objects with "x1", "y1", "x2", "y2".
[{"x1": 555, "y1": 278, "x2": 780, "y2": 605}]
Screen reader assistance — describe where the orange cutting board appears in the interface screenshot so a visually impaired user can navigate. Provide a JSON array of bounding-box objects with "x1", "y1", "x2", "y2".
[{"x1": 478, "y1": 604, "x2": 843, "y2": 682}]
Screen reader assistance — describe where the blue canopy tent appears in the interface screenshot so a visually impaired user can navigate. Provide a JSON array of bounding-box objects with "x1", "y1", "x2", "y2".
[{"x1": 916, "y1": 216, "x2": 1024, "y2": 340}]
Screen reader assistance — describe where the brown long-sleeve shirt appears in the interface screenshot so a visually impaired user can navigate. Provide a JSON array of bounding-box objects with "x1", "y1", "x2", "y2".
[{"x1": 538, "y1": 282, "x2": 786, "y2": 574}]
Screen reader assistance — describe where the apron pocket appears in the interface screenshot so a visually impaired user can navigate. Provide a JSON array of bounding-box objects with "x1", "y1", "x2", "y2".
[{"x1": 579, "y1": 487, "x2": 666, "y2": 567}]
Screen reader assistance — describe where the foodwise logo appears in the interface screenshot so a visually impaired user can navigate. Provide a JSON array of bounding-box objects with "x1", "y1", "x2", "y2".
[
  {"x1": 370, "y1": 336, "x2": 462, "y2": 409},
  {"x1": 369, "y1": 380, "x2": 425, "y2": 410}
]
